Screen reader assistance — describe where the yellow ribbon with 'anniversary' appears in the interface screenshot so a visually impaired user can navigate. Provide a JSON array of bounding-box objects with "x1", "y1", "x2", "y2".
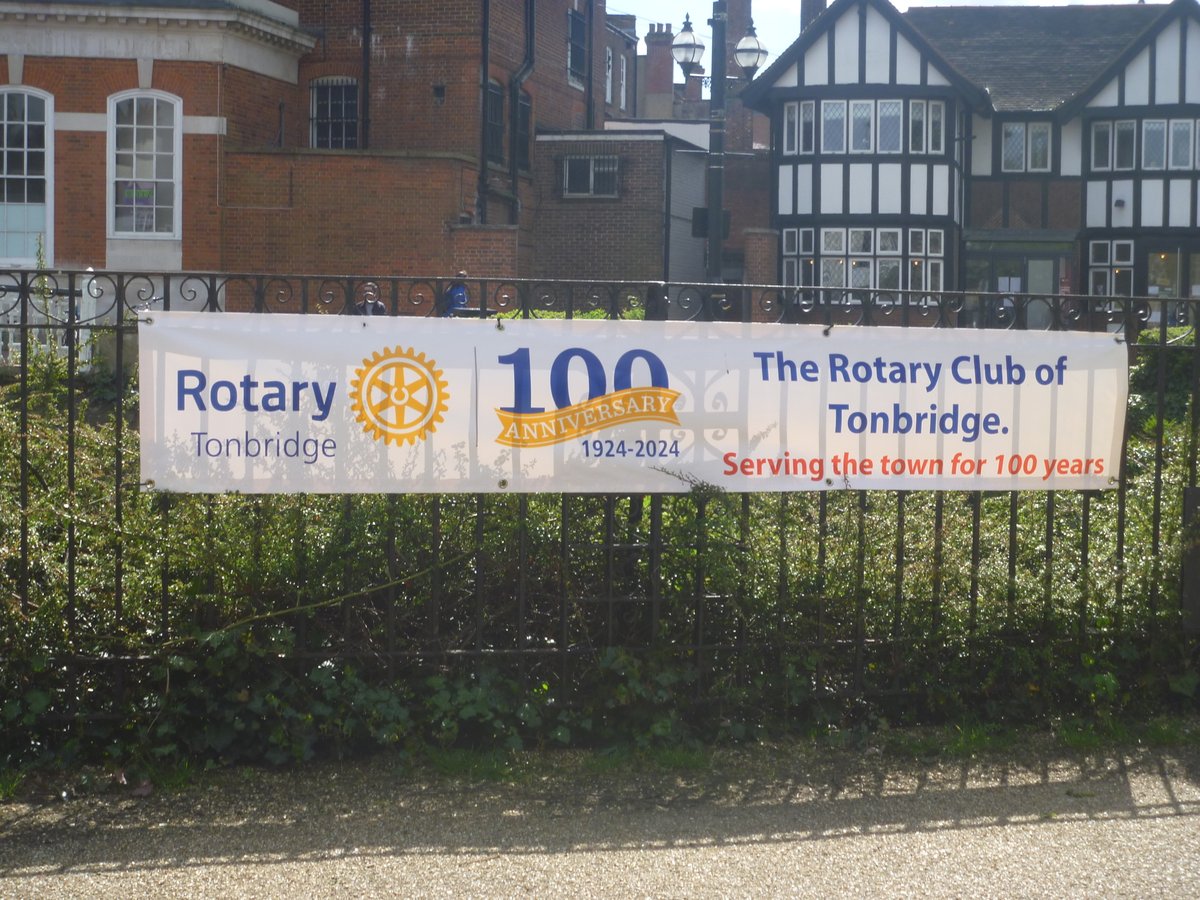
[{"x1": 496, "y1": 387, "x2": 682, "y2": 448}]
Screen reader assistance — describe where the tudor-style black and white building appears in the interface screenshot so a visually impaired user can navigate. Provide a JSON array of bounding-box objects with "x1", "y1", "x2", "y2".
[{"x1": 741, "y1": 0, "x2": 1200, "y2": 311}]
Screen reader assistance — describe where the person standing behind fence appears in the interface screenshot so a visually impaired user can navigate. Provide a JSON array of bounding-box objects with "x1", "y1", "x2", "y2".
[
  {"x1": 355, "y1": 292, "x2": 386, "y2": 316},
  {"x1": 442, "y1": 271, "x2": 469, "y2": 316}
]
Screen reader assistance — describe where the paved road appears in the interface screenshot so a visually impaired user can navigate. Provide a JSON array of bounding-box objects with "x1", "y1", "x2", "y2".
[{"x1": 2, "y1": 739, "x2": 1198, "y2": 898}]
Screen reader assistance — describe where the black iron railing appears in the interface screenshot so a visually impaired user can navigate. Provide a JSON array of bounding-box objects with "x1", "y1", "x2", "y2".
[{"x1": 1, "y1": 270, "x2": 1197, "y2": 742}]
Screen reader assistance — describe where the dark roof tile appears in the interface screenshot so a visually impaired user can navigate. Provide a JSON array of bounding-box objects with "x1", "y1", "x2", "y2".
[{"x1": 903, "y1": 5, "x2": 1165, "y2": 111}]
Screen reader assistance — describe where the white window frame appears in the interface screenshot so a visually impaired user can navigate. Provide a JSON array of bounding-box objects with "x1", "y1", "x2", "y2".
[
  {"x1": 783, "y1": 257, "x2": 799, "y2": 286},
  {"x1": 1142, "y1": 119, "x2": 1167, "y2": 170},
  {"x1": 877, "y1": 100, "x2": 903, "y2": 154},
  {"x1": 876, "y1": 228, "x2": 901, "y2": 254},
  {"x1": 562, "y1": 155, "x2": 619, "y2": 198},
  {"x1": 1090, "y1": 241, "x2": 1110, "y2": 266},
  {"x1": 107, "y1": 89, "x2": 183, "y2": 240},
  {"x1": 1091, "y1": 121, "x2": 1112, "y2": 171},
  {"x1": 927, "y1": 229, "x2": 944, "y2": 256},
  {"x1": 605, "y1": 47, "x2": 614, "y2": 105},
  {"x1": 310, "y1": 76, "x2": 360, "y2": 149},
  {"x1": 783, "y1": 102, "x2": 798, "y2": 156},
  {"x1": 620, "y1": 56, "x2": 627, "y2": 111},
  {"x1": 877, "y1": 258, "x2": 902, "y2": 292},
  {"x1": 909, "y1": 100, "x2": 926, "y2": 154},
  {"x1": 821, "y1": 227, "x2": 845, "y2": 254},
  {"x1": 0, "y1": 87, "x2": 54, "y2": 267},
  {"x1": 799, "y1": 228, "x2": 814, "y2": 254},
  {"x1": 782, "y1": 227, "x2": 798, "y2": 256},
  {"x1": 800, "y1": 101, "x2": 815, "y2": 154},
  {"x1": 909, "y1": 258, "x2": 925, "y2": 291},
  {"x1": 1028, "y1": 122, "x2": 1051, "y2": 172},
  {"x1": 822, "y1": 100, "x2": 846, "y2": 154},
  {"x1": 1001, "y1": 121, "x2": 1027, "y2": 172},
  {"x1": 849, "y1": 100, "x2": 874, "y2": 153},
  {"x1": 848, "y1": 227, "x2": 873, "y2": 254},
  {"x1": 927, "y1": 258, "x2": 944, "y2": 293},
  {"x1": 908, "y1": 228, "x2": 925, "y2": 256},
  {"x1": 1169, "y1": 119, "x2": 1192, "y2": 170},
  {"x1": 1113, "y1": 240, "x2": 1133, "y2": 265},
  {"x1": 929, "y1": 101, "x2": 945, "y2": 154},
  {"x1": 821, "y1": 257, "x2": 846, "y2": 288},
  {"x1": 1114, "y1": 120, "x2": 1136, "y2": 170}
]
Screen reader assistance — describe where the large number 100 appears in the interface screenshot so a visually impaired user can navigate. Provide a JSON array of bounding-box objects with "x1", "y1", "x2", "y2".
[{"x1": 498, "y1": 347, "x2": 669, "y2": 414}]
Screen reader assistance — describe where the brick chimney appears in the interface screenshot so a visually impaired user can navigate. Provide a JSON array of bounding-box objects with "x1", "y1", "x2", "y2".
[
  {"x1": 644, "y1": 23, "x2": 677, "y2": 119},
  {"x1": 801, "y1": 0, "x2": 827, "y2": 32}
]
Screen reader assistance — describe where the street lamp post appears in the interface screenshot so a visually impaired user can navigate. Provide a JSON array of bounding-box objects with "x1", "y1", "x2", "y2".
[{"x1": 672, "y1": 4, "x2": 767, "y2": 286}]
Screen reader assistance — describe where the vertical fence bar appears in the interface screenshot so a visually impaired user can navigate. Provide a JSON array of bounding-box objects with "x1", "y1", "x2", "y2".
[
  {"x1": 1079, "y1": 493, "x2": 1091, "y2": 644},
  {"x1": 159, "y1": 496, "x2": 171, "y2": 639},
  {"x1": 816, "y1": 493, "x2": 828, "y2": 690},
  {"x1": 854, "y1": 492, "x2": 867, "y2": 698},
  {"x1": 968, "y1": 492, "x2": 982, "y2": 640},
  {"x1": 385, "y1": 494, "x2": 398, "y2": 677},
  {"x1": 603, "y1": 495, "x2": 616, "y2": 645},
  {"x1": 892, "y1": 492, "x2": 905, "y2": 643},
  {"x1": 1149, "y1": 313, "x2": 1168, "y2": 622},
  {"x1": 517, "y1": 495, "x2": 529, "y2": 674},
  {"x1": 559, "y1": 495, "x2": 571, "y2": 686},
  {"x1": 473, "y1": 494, "x2": 485, "y2": 659},
  {"x1": 112, "y1": 276, "x2": 126, "y2": 627},
  {"x1": 932, "y1": 493, "x2": 944, "y2": 639},
  {"x1": 65, "y1": 275, "x2": 78, "y2": 642},
  {"x1": 649, "y1": 495, "x2": 663, "y2": 644},
  {"x1": 17, "y1": 274, "x2": 29, "y2": 614}
]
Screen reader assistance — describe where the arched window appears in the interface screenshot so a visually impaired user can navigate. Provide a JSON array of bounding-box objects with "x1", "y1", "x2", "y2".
[
  {"x1": 0, "y1": 88, "x2": 53, "y2": 265},
  {"x1": 108, "y1": 91, "x2": 183, "y2": 238}
]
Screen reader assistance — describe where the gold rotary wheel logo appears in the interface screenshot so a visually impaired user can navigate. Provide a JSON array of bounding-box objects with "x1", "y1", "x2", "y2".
[{"x1": 350, "y1": 347, "x2": 449, "y2": 445}]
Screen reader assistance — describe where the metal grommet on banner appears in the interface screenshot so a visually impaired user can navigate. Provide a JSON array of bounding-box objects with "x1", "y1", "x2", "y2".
[
  {"x1": 498, "y1": 478, "x2": 509, "y2": 489},
  {"x1": 142, "y1": 316, "x2": 153, "y2": 326},
  {"x1": 823, "y1": 324, "x2": 834, "y2": 336}
]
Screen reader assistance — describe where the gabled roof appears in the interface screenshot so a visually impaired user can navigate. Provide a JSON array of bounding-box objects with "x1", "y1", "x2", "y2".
[
  {"x1": 741, "y1": 0, "x2": 1195, "y2": 119},
  {"x1": 903, "y1": 3, "x2": 1168, "y2": 113},
  {"x1": 740, "y1": 0, "x2": 991, "y2": 112}
]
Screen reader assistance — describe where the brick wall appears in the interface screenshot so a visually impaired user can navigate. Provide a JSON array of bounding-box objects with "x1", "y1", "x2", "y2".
[
  {"x1": 221, "y1": 150, "x2": 480, "y2": 275},
  {"x1": 530, "y1": 138, "x2": 667, "y2": 281}
]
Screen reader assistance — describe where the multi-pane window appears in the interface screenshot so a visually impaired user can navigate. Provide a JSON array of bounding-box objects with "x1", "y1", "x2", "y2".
[
  {"x1": 1115, "y1": 120, "x2": 1136, "y2": 169},
  {"x1": 620, "y1": 56, "x2": 627, "y2": 111},
  {"x1": 800, "y1": 101, "x2": 815, "y2": 153},
  {"x1": 1091, "y1": 121, "x2": 1112, "y2": 170},
  {"x1": 908, "y1": 228, "x2": 943, "y2": 293},
  {"x1": 780, "y1": 227, "x2": 814, "y2": 290},
  {"x1": 783, "y1": 102, "x2": 798, "y2": 155},
  {"x1": 485, "y1": 82, "x2": 505, "y2": 163},
  {"x1": 878, "y1": 101, "x2": 902, "y2": 153},
  {"x1": 310, "y1": 77, "x2": 358, "y2": 149},
  {"x1": 1001, "y1": 121, "x2": 1050, "y2": 172},
  {"x1": 822, "y1": 101, "x2": 846, "y2": 153},
  {"x1": 1001, "y1": 123, "x2": 1025, "y2": 171},
  {"x1": 1089, "y1": 240, "x2": 1133, "y2": 296},
  {"x1": 110, "y1": 92, "x2": 180, "y2": 237},
  {"x1": 568, "y1": 10, "x2": 587, "y2": 84},
  {"x1": 1170, "y1": 120, "x2": 1193, "y2": 169},
  {"x1": 1142, "y1": 120, "x2": 1166, "y2": 169},
  {"x1": 910, "y1": 101, "x2": 926, "y2": 154},
  {"x1": 0, "y1": 90, "x2": 50, "y2": 265},
  {"x1": 563, "y1": 156, "x2": 618, "y2": 197},
  {"x1": 850, "y1": 100, "x2": 873, "y2": 152},
  {"x1": 807, "y1": 226, "x2": 943, "y2": 295},
  {"x1": 929, "y1": 101, "x2": 945, "y2": 154}
]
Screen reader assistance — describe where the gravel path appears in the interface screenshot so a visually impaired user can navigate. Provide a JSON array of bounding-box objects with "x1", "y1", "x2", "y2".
[{"x1": 2, "y1": 739, "x2": 1198, "y2": 898}]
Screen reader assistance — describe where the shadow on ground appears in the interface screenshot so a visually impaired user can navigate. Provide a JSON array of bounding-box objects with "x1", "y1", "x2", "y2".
[{"x1": 2, "y1": 738, "x2": 1198, "y2": 881}]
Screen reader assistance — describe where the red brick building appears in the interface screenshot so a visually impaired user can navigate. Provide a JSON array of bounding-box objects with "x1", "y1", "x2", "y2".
[{"x1": 0, "y1": 0, "x2": 635, "y2": 279}]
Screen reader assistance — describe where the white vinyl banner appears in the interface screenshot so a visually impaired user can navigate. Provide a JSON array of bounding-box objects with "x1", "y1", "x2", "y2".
[{"x1": 139, "y1": 312, "x2": 1128, "y2": 494}]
